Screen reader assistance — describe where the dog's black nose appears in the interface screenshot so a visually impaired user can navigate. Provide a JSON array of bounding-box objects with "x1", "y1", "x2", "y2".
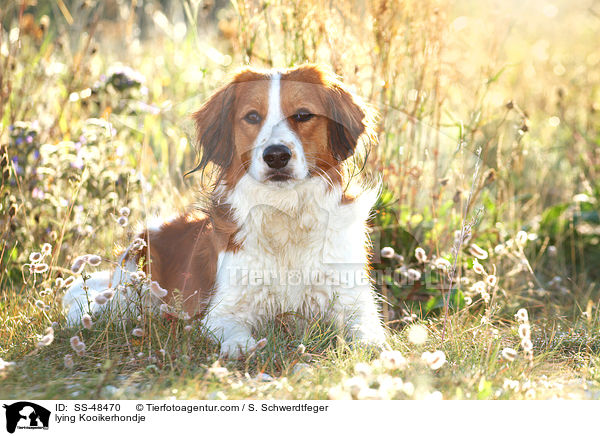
[{"x1": 263, "y1": 145, "x2": 292, "y2": 169}]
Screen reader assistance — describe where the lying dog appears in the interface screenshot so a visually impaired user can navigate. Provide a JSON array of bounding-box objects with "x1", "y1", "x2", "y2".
[{"x1": 63, "y1": 64, "x2": 387, "y2": 358}]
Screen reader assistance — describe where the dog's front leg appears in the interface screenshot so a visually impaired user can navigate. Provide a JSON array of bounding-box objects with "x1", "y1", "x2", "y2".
[
  {"x1": 336, "y1": 285, "x2": 388, "y2": 350},
  {"x1": 202, "y1": 308, "x2": 257, "y2": 359}
]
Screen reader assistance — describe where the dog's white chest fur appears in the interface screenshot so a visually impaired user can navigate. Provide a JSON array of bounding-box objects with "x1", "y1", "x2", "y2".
[{"x1": 204, "y1": 175, "x2": 385, "y2": 357}]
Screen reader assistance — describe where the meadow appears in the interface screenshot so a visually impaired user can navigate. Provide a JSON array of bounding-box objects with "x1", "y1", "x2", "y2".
[{"x1": 0, "y1": 0, "x2": 599, "y2": 400}]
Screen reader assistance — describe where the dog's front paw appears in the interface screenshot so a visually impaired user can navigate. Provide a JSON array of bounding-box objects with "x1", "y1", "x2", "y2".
[
  {"x1": 351, "y1": 324, "x2": 389, "y2": 352},
  {"x1": 219, "y1": 335, "x2": 257, "y2": 360}
]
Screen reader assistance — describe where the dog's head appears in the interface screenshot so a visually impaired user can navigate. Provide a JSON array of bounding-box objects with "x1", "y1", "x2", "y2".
[{"x1": 191, "y1": 64, "x2": 375, "y2": 188}]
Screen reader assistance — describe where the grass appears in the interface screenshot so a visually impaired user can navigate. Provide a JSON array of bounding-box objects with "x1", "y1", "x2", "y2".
[{"x1": 1, "y1": 0, "x2": 599, "y2": 400}]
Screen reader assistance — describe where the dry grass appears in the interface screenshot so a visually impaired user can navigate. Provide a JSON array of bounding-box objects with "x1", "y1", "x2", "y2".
[{"x1": 0, "y1": 0, "x2": 599, "y2": 400}]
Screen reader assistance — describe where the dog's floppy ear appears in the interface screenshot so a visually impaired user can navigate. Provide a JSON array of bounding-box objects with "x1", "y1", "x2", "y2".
[
  {"x1": 189, "y1": 82, "x2": 236, "y2": 175},
  {"x1": 326, "y1": 81, "x2": 375, "y2": 161}
]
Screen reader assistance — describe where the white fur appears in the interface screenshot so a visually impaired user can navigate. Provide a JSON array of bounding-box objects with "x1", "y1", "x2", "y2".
[
  {"x1": 203, "y1": 174, "x2": 386, "y2": 358},
  {"x1": 62, "y1": 254, "x2": 145, "y2": 324}
]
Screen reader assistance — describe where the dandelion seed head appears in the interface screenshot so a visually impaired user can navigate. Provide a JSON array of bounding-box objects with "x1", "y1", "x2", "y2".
[
  {"x1": 515, "y1": 308, "x2": 529, "y2": 323},
  {"x1": 472, "y1": 258, "x2": 485, "y2": 275},
  {"x1": 63, "y1": 276, "x2": 75, "y2": 287},
  {"x1": 101, "y1": 289, "x2": 114, "y2": 300},
  {"x1": 130, "y1": 238, "x2": 147, "y2": 252},
  {"x1": 94, "y1": 294, "x2": 107, "y2": 305},
  {"x1": 70, "y1": 256, "x2": 86, "y2": 274},
  {"x1": 132, "y1": 328, "x2": 144, "y2": 337},
  {"x1": 29, "y1": 252, "x2": 42, "y2": 263},
  {"x1": 256, "y1": 338, "x2": 268, "y2": 350},
  {"x1": 119, "y1": 206, "x2": 130, "y2": 217},
  {"x1": 407, "y1": 324, "x2": 428, "y2": 345},
  {"x1": 380, "y1": 350, "x2": 408, "y2": 370},
  {"x1": 343, "y1": 376, "x2": 369, "y2": 398},
  {"x1": 468, "y1": 244, "x2": 488, "y2": 260},
  {"x1": 82, "y1": 314, "x2": 93, "y2": 329},
  {"x1": 354, "y1": 362, "x2": 372, "y2": 378},
  {"x1": 381, "y1": 247, "x2": 395, "y2": 259},
  {"x1": 150, "y1": 281, "x2": 168, "y2": 298},
  {"x1": 516, "y1": 230, "x2": 528, "y2": 247},
  {"x1": 518, "y1": 324, "x2": 531, "y2": 340},
  {"x1": 521, "y1": 337, "x2": 533, "y2": 352},
  {"x1": 64, "y1": 354, "x2": 74, "y2": 369},
  {"x1": 402, "y1": 381, "x2": 415, "y2": 396},
  {"x1": 415, "y1": 247, "x2": 427, "y2": 263},
  {"x1": 55, "y1": 278, "x2": 64, "y2": 288},
  {"x1": 471, "y1": 281, "x2": 486, "y2": 294},
  {"x1": 501, "y1": 347, "x2": 518, "y2": 362},
  {"x1": 41, "y1": 243, "x2": 52, "y2": 255},
  {"x1": 434, "y1": 257, "x2": 451, "y2": 271},
  {"x1": 37, "y1": 332, "x2": 54, "y2": 347},
  {"x1": 32, "y1": 263, "x2": 49, "y2": 273},
  {"x1": 406, "y1": 268, "x2": 421, "y2": 281},
  {"x1": 117, "y1": 216, "x2": 128, "y2": 227},
  {"x1": 422, "y1": 350, "x2": 446, "y2": 370},
  {"x1": 486, "y1": 275, "x2": 498, "y2": 287},
  {"x1": 86, "y1": 255, "x2": 102, "y2": 266}
]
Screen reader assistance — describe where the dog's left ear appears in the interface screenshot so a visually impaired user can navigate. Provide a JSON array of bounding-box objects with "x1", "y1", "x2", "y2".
[
  {"x1": 325, "y1": 82, "x2": 375, "y2": 161},
  {"x1": 189, "y1": 82, "x2": 236, "y2": 175}
]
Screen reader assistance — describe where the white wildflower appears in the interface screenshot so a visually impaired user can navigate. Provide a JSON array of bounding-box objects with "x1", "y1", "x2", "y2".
[
  {"x1": 256, "y1": 338, "x2": 268, "y2": 350},
  {"x1": 472, "y1": 258, "x2": 485, "y2": 275},
  {"x1": 501, "y1": 347, "x2": 518, "y2": 362},
  {"x1": 421, "y1": 350, "x2": 446, "y2": 370},
  {"x1": 64, "y1": 354, "x2": 74, "y2": 369},
  {"x1": 82, "y1": 314, "x2": 93, "y2": 329},
  {"x1": 486, "y1": 275, "x2": 498, "y2": 287},
  {"x1": 380, "y1": 350, "x2": 408, "y2": 370},
  {"x1": 469, "y1": 244, "x2": 488, "y2": 260},
  {"x1": 406, "y1": 268, "x2": 421, "y2": 281},
  {"x1": 407, "y1": 324, "x2": 428, "y2": 345},
  {"x1": 516, "y1": 231, "x2": 528, "y2": 247},
  {"x1": 94, "y1": 294, "x2": 107, "y2": 305},
  {"x1": 381, "y1": 247, "x2": 395, "y2": 259},
  {"x1": 29, "y1": 252, "x2": 42, "y2": 263},
  {"x1": 515, "y1": 308, "x2": 529, "y2": 323},
  {"x1": 415, "y1": 247, "x2": 427, "y2": 263},
  {"x1": 41, "y1": 243, "x2": 52, "y2": 255},
  {"x1": 434, "y1": 257, "x2": 451, "y2": 271},
  {"x1": 150, "y1": 281, "x2": 168, "y2": 298},
  {"x1": 86, "y1": 255, "x2": 102, "y2": 266},
  {"x1": 117, "y1": 216, "x2": 128, "y2": 227},
  {"x1": 354, "y1": 362, "x2": 372, "y2": 378},
  {"x1": 70, "y1": 256, "x2": 87, "y2": 274},
  {"x1": 518, "y1": 324, "x2": 531, "y2": 340}
]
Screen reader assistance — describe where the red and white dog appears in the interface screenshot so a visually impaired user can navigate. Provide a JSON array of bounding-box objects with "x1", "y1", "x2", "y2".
[{"x1": 64, "y1": 64, "x2": 387, "y2": 358}]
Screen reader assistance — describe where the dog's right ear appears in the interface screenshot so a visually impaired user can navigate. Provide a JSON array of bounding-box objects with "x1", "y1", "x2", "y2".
[{"x1": 189, "y1": 82, "x2": 236, "y2": 175}]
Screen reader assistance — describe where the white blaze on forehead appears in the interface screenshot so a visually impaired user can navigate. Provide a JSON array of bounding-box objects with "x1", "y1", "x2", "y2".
[{"x1": 248, "y1": 72, "x2": 307, "y2": 181}]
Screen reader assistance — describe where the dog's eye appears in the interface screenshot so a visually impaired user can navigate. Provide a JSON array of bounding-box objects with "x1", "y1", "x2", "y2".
[
  {"x1": 243, "y1": 111, "x2": 262, "y2": 124},
  {"x1": 292, "y1": 109, "x2": 314, "y2": 123}
]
